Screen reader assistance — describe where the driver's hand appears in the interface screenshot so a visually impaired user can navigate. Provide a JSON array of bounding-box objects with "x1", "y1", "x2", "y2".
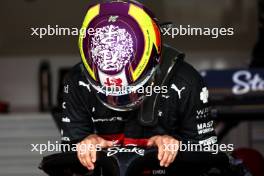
[
  {"x1": 77, "y1": 134, "x2": 113, "y2": 170},
  {"x1": 147, "y1": 135, "x2": 180, "y2": 167}
]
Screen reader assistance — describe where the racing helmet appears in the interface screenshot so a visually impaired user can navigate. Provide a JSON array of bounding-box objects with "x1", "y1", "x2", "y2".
[{"x1": 79, "y1": 0, "x2": 162, "y2": 111}]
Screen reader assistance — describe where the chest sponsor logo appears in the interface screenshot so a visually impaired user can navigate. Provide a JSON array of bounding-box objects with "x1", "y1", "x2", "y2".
[
  {"x1": 197, "y1": 120, "x2": 214, "y2": 134},
  {"x1": 79, "y1": 81, "x2": 91, "y2": 92},
  {"x1": 196, "y1": 107, "x2": 210, "y2": 119},
  {"x1": 171, "y1": 84, "x2": 186, "y2": 99},
  {"x1": 91, "y1": 116, "x2": 123, "y2": 123}
]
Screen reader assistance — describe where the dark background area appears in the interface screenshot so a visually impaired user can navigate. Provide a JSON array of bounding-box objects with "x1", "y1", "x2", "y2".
[{"x1": 0, "y1": 0, "x2": 257, "y2": 55}]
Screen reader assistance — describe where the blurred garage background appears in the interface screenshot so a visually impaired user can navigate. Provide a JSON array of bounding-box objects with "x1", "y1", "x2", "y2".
[{"x1": 0, "y1": 0, "x2": 263, "y2": 175}]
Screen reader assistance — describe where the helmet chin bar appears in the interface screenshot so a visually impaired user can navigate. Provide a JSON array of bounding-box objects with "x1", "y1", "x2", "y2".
[
  {"x1": 96, "y1": 93, "x2": 146, "y2": 112},
  {"x1": 90, "y1": 66, "x2": 158, "y2": 96},
  {"x1": 81, "y1": 64, "x2": 158, "y2": 111},
  {"x1": 95, "y1": 67, "x2": 157, "y2": 111}
]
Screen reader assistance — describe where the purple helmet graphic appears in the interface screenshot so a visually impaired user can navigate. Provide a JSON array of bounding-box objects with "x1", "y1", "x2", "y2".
[{"x1": 79, "y1": 0, "x2": 162, "y2": 111}]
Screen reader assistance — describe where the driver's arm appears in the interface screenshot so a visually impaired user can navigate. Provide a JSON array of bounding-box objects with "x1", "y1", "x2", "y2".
[
  {"x1": 176, "y1": 64, "x2": 217, "y2": 146},
  {"x1": 147, "y1": 62, "x2": 217, "y2": 167},
  {"x1": 60, "y1": 68, "x2": 113, "y2": 170},
  {"x1": 60, "y1": 72, "x2": 94, "y2": 145}
]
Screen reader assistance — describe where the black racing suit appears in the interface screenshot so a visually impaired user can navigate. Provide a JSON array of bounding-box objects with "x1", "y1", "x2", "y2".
[{"x1": 60, "y1": 46, "x2": 217, "y2": 147}]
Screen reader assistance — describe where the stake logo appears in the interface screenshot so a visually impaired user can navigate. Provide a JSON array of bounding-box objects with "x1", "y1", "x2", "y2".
[{"x1": 106, "y1": 147, "x2": 145, "y2": 157}]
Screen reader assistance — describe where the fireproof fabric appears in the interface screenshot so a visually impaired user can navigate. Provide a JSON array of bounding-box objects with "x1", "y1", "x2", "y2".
[{"x1": 60, "y1": 45, "x2": 217, "y2": 147}]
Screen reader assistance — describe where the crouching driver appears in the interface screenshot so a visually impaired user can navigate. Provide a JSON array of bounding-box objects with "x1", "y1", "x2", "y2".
[{"x1": 60, "y1": 0, "x2": 217, "y2": 171}]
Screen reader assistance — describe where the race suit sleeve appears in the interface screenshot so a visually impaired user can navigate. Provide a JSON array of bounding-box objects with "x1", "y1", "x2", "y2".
[
  {"x1": 60, "y1": 73, "x2": 94, "y2": 144},
  {"x1": 174, "y1": 63, "x2": 217, "y2": 145}
]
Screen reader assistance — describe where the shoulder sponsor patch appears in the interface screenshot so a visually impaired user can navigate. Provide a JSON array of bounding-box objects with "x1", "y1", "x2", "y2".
[{"x1": 200, "y1": 87, "x2": 209, "y2": 104}]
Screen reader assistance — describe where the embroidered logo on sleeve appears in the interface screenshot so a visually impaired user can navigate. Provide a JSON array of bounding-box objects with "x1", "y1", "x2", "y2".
[{"x1": 200, "y1": 87, "x2": 209, "y2": 104}]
